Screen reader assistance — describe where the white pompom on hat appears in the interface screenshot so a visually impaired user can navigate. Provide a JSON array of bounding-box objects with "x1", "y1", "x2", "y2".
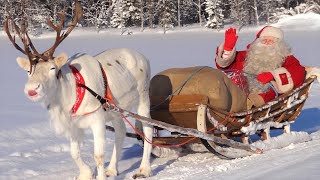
[{"x1": 259, "y1": 26, "x2": 284, "y2": 40}]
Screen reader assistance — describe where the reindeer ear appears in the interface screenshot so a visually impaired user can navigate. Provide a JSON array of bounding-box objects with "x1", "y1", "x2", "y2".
[
  {"x1": 54, "y1": 53, "x2": 68, "y2": 69},
  {"x1": 16, "y1": 57, "x2": 31, "y2": 71}
]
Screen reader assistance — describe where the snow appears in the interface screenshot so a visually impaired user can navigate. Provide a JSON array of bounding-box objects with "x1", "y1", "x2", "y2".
[{"x1": 1, "y1": 13, "x2": 320, "y2": 179}]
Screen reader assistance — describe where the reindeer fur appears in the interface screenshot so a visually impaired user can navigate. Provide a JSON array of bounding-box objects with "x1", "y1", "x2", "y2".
[{"x1": 17, "y1": 48, "x2": 153, "y2": 180}]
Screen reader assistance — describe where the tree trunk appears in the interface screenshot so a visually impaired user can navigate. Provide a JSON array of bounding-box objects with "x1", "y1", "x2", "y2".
[
  {"x1": 177, "y1": 0, "x2": 181, "y2": 27},
  {"x1": 253, "y1": 0, "x2": 259, "y2": 25},
  {"x1": 148, "y1": 0, "x2": 154, "y2": 28},
  {"x1": 198, "y1": 0, "x2": 202, "y2": 26},
  {"x1": 140, "y1": 0, "x2": 144, "y2": 32}
]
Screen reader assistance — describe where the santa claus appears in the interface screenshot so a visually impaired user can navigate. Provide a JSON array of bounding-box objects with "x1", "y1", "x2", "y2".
[{"x1": 215, "y1": 26, "x2": 306, "y2": 107}]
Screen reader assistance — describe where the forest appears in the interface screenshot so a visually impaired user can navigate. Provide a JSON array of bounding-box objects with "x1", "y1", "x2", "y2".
[{"x1": 0, "y1": 0, "x2": 319, "y2": 34}]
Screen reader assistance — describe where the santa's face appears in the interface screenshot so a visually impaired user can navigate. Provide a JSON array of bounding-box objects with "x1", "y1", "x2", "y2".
[{"x1": 260, "y1": 36, "x2": 278, "y2": 46}]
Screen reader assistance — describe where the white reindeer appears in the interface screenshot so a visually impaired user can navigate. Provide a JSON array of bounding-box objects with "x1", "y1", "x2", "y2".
[{"x1": 5, "y1": 1, "x2": 153, "y2": 179}]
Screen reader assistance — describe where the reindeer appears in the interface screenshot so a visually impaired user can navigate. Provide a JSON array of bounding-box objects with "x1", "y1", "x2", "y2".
[{"x1": 5, "y1": 1, "x2": 153, "y2": 179}]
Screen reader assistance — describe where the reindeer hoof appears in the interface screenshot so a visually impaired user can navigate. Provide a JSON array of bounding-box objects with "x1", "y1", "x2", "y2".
[
  {"x1": 106, "y1": 168, "x2": 118, "y2": 177},
  {"x1": 132, "y1": 173, "x2": 148, "y2": 179},
  {"x1": 132, "y1": 167, "x2": 152, "y2": 179}
]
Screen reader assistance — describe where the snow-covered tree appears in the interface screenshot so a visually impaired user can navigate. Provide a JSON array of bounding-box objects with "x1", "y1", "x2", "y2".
[
  {"x1": 180, "y1": 0, "x2": 198, "y2": 26},
  {"x1": 121, "y1": 0, "x2": 141, "y2": 27},
  {"x1": 110, "y1": 0, "x2": 125, "y2": 28},
  {"x1": 156, "y1": 0, "x2": 177, "y2": 34},
  {"x1": 192, "y1": 0, "x2": 206, "y2": 26},
  {"x1": 229, "y1": 0, "x2": 250, "y2": 26},
  {"x1": 268, "y1": 0, "x2": 320, "y2": 23},
  {"x1": 110, "y1": 0, "x2": 142, "y2": 28},
  {"x1": 83, "y1": 0, "x2": 111, "y2": 31},
  {"x1": 204, "y1": 0, "x2": 224, "y2": 29},
  {"x1": 145, "y1": 0, "x2": 156, "y2": 28},
  {"x1": 138, "y1": 0, "x2": 146, "y2": 31},
  {"x1": 294, "y1": 1, "x2": 320, "y2": 14}
]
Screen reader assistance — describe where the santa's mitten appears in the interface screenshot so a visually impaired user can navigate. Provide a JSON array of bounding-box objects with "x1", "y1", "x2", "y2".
[
  {"x1": 256, "y1": 72, "x2": 274, "y2": 84},
  {"x1": 224, "y1": 28, "x2": 238, "y2": 51}
]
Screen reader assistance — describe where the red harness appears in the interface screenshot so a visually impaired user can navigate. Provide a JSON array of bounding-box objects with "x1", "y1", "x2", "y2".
[{"x1": 69, "y1": 64, "x2": 113, "y2": 116}]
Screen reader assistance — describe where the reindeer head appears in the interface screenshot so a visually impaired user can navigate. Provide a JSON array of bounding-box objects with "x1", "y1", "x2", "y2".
[{"x1": 6, "y1": 0, "x2": 82, "y2": 103}]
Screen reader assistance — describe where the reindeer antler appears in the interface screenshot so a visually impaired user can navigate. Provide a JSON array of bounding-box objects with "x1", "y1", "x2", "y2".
[
  {"x1": 4, "y1": 17, "x2": 45, "y2": 71},
  {"x1": 5, "y1": 0, "x2": 83, "y2": 65},
  {"x1": 43, "y1": 0, "x2": 83, "y2": 59}
]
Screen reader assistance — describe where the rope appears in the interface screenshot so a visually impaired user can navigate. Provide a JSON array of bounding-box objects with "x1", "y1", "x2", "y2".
[
  {"x1": 151, "y1": 66, "x2": 208, "y2": 110},
  {"x1": 267, "y1": 82, "x2": 279, "y2": 98}
]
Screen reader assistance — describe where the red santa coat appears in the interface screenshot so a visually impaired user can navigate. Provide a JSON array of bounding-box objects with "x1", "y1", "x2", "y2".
[{"x1": 215, "y1": 45, "x2": 306, "y2": 103}]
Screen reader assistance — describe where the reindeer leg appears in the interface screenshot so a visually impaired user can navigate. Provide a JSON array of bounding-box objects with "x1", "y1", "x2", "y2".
[
  {"x1": 106, "y1": 117, "x2": 125, "y2": 177},
  {"x1": 70, "y1": 138, "x2": 92, "y2": 180},
  {"x1": 133, "y1": 100, "x2": 153, "y2": 179},
  {"x1": 91, "y1": 119, "x2": 107, "y2": 180}
]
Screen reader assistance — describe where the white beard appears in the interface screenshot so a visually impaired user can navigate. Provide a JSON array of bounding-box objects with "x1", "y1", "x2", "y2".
[{"x1": 243, "y1": 38, "x2": 291, "y2": 93}]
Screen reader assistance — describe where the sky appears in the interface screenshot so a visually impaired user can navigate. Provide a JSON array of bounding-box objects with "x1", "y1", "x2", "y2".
[{"x1": 0, "y1": 13, "x2": 320, "y2": 180}]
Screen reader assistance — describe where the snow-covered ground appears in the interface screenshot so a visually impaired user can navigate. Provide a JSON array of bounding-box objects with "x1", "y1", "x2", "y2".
[{"x1": 0, "y1": 13, "x2": 320, "y2": 180}]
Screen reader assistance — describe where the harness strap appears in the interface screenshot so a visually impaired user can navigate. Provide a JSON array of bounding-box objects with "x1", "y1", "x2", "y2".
[
  {"x1": 70, "y1": 62, "x2": 113, "y2": 116},
  {"x1": 77, "y1": 83, "x2": 107, "y2": 105},
  {"x1": 70, "y1": 65, "x2": 86, "y2": 114},
  {"x1": 98, "y1": 62, "x2": 114, "y2": 103}
]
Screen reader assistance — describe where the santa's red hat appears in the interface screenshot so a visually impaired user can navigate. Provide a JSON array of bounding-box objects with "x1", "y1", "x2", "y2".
[
  {"x1": 256, "y1": 26, "x2": 284, "y2": 40},
  {"x1": 247, "y1": 26, "x2": 284, "y2": 49}
]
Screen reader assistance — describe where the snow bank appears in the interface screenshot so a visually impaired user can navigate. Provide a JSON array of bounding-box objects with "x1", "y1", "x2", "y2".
[{"x1": 274, "y1": 12, "x2": 320, "y2": 31}]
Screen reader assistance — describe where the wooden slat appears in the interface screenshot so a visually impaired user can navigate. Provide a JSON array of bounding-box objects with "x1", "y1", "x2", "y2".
[
  {"x1": 153, "y1": 137, "x2": 200, "y2": 145},
  {"x1": 275, "y1": 112, "x2": 287, "y2": 123},
  {"x1": 151, "y1": 94, "x2": 209, "y2": 112},
  {"x1": 288, "y1": 102, "x2": 305, "y2": 121}
]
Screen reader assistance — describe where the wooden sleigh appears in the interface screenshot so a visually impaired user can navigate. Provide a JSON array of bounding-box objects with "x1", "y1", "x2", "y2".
[{"x1": 145, "y1": 76, "x2": 317, "y2": 158}]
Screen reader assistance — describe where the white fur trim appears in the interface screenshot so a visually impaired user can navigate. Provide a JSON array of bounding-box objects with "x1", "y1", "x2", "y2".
[
  {"x1": 216, "y1": 43, "x2": 236, "y2": 68},
  {"x1": 260, "y1": 26, "x2": 284, "y2": 40},
  {"x1": 270, "y1": 67, "x2": 294, "y2": 93},
  {"x1": 306, "y1": 66, "x2": 320, "y2": 83}
]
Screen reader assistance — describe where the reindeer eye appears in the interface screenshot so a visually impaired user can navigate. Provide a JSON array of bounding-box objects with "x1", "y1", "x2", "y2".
[{"x1": 50, "y1": 67, "x2": 56, "y2": 70}]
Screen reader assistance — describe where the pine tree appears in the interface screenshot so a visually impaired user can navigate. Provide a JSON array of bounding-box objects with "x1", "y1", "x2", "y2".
[
  {"x1": 110, "y1": 0, "x2": 124, "y2": 28},
  {"x1": 145, "y1": 0, "x2": 156, "y2": 28},
  {"x1": 192, "y1": 0, "x2": 206, "y2": 26},
  {"x1": 204, "y1": 0, "x2": 224, "y2": 29},
  {"x1": 83, "y1": 0, "x2": 110, "y2": 31},
  {"x1": 229, "y1": 0, "x2": 250, "y2": 26},
  {"x1": 156, "y1": 0, "x2": 177, "y2": 34},
  {"x1": 121, "y1": 0, "x2": 141, "y2": 27},
  {"x1": 180, "y1": 0, "x2": 198, "y2": 26}
]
